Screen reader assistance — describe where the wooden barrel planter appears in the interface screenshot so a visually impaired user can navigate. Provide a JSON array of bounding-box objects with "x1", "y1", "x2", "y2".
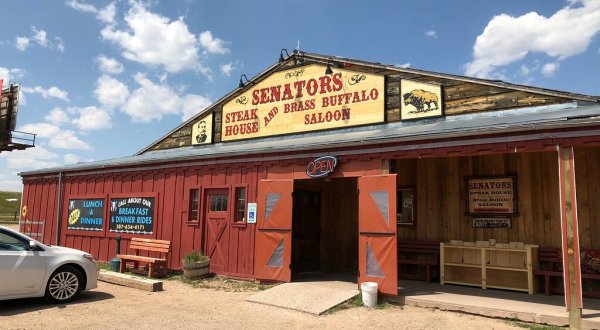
[{"x1": 182, "y1": 259, "x2": 210, "y2": 280}]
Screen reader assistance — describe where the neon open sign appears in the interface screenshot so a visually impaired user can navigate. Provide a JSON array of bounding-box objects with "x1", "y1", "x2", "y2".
[{"x1": 306, "y1": 156, "x2": 338, "y2": 178}]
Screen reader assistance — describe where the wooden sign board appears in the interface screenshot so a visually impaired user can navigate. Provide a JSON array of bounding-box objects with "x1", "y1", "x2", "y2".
[
  {"x1": 67, "y1": 198, "x2": 105, "y2": 232},
  {"x1": 472, "y1": 216, "x2": 511, "y2": 228},
  {"x1": 109, "y1": 197, "x2": 155, "y2": 234},
  {"x1": 221, "y1": 64, "x2": 384, "y2": 141},
  {"x1": 466, "y1": 176, "x2": 517, "y2": 215},
  {"x1": 191, "y1": 112, "x2": 213, "y2": 145},
  {"x1": 401, "y1": 80, "x2": 443, "y2": 120}
]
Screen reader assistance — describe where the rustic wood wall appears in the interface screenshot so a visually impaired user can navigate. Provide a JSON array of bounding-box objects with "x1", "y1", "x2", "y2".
[
  {"x1": 145, "y1": 60, "x2": 572, "y2": 153},
  {"x1": 394, "y1": 151, "x2": 571, "y2": 248},
  {"x1": 574, "y1": 146, "x2": 600, "y2": 249}
]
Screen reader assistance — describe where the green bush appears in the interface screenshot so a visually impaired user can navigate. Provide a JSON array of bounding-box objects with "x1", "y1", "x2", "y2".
[{"x1": 183, "y1": 250, "x2": 209, "y2": 263}]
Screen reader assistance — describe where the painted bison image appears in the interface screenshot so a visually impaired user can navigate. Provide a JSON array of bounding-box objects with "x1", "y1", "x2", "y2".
[{"x1": 403, "y1": 89, "x2": 439, "y2": 113}]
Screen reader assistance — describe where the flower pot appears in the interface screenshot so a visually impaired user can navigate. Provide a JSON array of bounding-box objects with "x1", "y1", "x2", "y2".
[{"x1": 182, "y1": 259, "x2": 210, "y2": 280}]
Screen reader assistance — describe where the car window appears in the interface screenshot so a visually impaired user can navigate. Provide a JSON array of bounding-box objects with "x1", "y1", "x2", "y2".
[{"x1": 0, "y1": 230, "x2": 29, "y2": 251}]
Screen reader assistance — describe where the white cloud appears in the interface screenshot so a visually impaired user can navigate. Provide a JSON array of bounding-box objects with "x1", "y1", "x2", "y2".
[
  {"x1": 15, "y1": 36, "x2": 30, "y2": 51},
  {"x1": 22, "y1": 85, "x2": 70, "y2": 102},
  {"x1": 63, "y1": 154, "x2": 80, "y2": 164},
  {"x1": 97, "y1": 2, "x2": 116, "y2": 24},
  {"x1": 425, "y1": 30, "x2": 437, "y2": 39},
  {"x1": 65, "y1": 0, "x2": 97, "y2": 13},
  {"x1": 31, "y1": 26, "x2": 49, "y2": 47},
  {"x1": 15, "y1": 26, "x2": 65, "y2": 52},
  {"x1": 219, "y1": 60, "x2": 242, "y2": 77},
  {"x1": 542, "y1": 62, "x2": 560, "y2": 77},
  {"x1": 465, "y1": 0, "x2": 600, "y2": 78},
  {"x1": 101, "y1": 2, "x2": 202, "y2": 73},
  {"x1": 19, "y1": 123, "x2": 90, "y2": 150},
  {"x1": 45, "y1": 108, "x2": 71, "y2": 125},
  {"x1": 94, "y1": 74, "x2": 130, "y2": 108},
  {"x1": 71, "y1": 106, "x2": 112, "y2": 131},
  {"x1": 220, "y1": 63, "x2": 234, "y2": 77},
  {"x1": 66, "y1": 0, "x2": 115, "y2": 24},
  {"x1": 0, "y1": 145, "x2": 60, "y2": 171},
  {"x1": 96, "y1": 54, "x2": 124, "y2": 74},
  {"x1": 117, "y1": 73, "x2": 211, "y2": 122},
  {"x1": 199, "y1": 31, "x2": 230, "y2": 54},
  {"x1": 122, "y1": 73, "x2": 181, "y2": 122},
  {"x1": 55, "y1": 37, "x2": 65, "y2": 52},
  {"x1": 395, "y1": 63, "x2": 411, "y2": 68},
  {"x1": 181, "y1": 94, "x2": 212, "y2": 121},
  {"x1": 519, "y1": 64, "x2": 531, "y2": 76},
  {"x1": 0, "y1": 174, "x2": 23, "y2": 192},
  {"x1": 0, "y1": 66, "x2": 25, "y2": 83},
  {"x1": 49, "y1": 131, "x2": 91, "y2": 150}
]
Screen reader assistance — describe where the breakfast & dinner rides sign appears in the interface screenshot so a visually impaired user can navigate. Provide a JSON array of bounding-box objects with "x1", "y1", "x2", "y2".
[{"x1": 221, "y1": 64, "x2": 384, "y2": 141}]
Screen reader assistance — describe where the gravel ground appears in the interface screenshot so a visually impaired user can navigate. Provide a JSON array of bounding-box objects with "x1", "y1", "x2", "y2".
[{"x1": 0, "y1": 279, "x2": 523, "y2": 330}]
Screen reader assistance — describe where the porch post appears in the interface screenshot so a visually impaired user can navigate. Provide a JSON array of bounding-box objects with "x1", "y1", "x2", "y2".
[{"x1": 558, "y1": 145, "x2": 583, "y2": 329}]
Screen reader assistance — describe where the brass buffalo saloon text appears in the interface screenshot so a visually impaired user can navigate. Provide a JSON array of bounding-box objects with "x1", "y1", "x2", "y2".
[{"x1": 221, "y1": 64, "x2": 384, "y2": 141}]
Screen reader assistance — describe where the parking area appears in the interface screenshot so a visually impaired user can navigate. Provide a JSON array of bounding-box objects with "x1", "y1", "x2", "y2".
[{"x1": 0, "y1": 279, "x2": 527, "y2": 329}]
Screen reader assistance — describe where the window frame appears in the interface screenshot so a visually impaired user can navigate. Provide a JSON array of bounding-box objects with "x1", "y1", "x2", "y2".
[{"x1": 231, "y1": 184, "x2": 249, "y2": 228}]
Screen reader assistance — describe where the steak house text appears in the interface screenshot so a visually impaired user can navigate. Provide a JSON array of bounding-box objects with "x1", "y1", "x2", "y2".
[{"x1": 224, "y1": 72, "x2": 380, "y2": 137}]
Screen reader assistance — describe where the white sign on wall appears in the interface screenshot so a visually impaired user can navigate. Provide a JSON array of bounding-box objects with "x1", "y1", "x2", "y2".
[{"x1": 247, "y1": 203, "x2": 257, "y2": 224}]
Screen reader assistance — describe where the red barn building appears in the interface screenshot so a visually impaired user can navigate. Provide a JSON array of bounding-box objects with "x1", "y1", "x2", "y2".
[{"x1": 18, "y1": 52, "x2": 600, "y2": 308}]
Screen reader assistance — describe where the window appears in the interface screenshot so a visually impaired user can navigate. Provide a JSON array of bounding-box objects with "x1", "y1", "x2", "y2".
[
  {"x1": 189, "y1": 189, "x2": 199, "y2": 221},
  {"x1": 397, "y1": 188, "x2": 415, "y2": 225},
  {"x1": 234, "y1": 187, "x2": 246, "y2": 222},
  {"x1": 0, "y1": 230, "x2": 29, "y2": 251},
  {"x1": 209, "y1": 194, "x2": 228, "y2": 212}
]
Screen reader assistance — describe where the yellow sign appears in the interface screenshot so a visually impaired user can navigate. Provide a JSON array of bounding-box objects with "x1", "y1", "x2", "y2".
[
  {"x1": 221, "y1": 64, "x2": 384, "y2": 141},
  {"x1": 22, "y1": 205, "x2": 27, "y2": 217},
  {"x1": 191, "y1": 113, "x2": 213, "y2": 145}
]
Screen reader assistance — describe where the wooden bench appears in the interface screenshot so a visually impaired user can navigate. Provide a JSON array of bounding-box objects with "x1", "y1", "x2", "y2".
[
  {"x1": 118, "y1": 238, "x2": 172, "y2": 278},
  {"x1": 397, "y1": 240, "x2": 440, "y2": 282},
  {"x1": 534, "y1": 247, "x2": 600, "y2": 298}
]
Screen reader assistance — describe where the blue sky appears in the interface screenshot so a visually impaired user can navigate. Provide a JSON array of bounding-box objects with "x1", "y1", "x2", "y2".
[{"x1": 1, "y1": 0, "x2": 599, "y2": 191}]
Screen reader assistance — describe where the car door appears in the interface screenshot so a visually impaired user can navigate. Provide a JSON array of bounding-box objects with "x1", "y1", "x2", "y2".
[{"x1": 0, "y1": 229, "x2": 47, "y2": 296}]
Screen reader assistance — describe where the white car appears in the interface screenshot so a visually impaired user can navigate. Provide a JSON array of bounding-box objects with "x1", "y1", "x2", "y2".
[{"x1": 0, "y1": 225, "x2": 98, "y2": 303}]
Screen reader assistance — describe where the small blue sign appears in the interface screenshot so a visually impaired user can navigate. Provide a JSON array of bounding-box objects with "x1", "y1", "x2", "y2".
[{"x1": 247, "y1": 203, "x2": 257, "y2": 224}]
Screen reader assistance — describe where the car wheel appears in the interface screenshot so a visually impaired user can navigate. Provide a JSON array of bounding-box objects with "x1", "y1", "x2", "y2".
[{"x1": 44, "y1": 266, "x2": 83, "y2": 303}]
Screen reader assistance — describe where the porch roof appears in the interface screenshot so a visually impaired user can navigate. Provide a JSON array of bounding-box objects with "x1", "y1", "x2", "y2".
[{"x1": 20, "y1": 102, "x2": 600, "y2": 177}]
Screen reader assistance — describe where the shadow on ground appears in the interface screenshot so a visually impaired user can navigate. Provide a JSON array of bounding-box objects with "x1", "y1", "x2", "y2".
[{"x1": 0, "y1": 291, "x2": 114, "y2": 316}]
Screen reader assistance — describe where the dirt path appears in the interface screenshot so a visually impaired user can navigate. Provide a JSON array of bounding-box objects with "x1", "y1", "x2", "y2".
[{"x1": 0, "y1": 279, "x2": 522, "y2": 329}]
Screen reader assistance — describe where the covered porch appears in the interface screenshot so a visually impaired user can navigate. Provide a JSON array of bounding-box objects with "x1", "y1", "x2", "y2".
[{"x1": 390, "y1": 280, "x2": 600, "y2": 329}]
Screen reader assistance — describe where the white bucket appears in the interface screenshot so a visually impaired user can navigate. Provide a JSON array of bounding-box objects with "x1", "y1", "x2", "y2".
[{"x1": 360, "y1": 282, "x2": 378, "y2": 308}]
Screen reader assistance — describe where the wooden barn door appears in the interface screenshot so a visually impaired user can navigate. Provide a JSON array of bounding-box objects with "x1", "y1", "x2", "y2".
[
  {"x1": 204, "y1": 188, "x2": 230, "y2": 274},
  {"x1": 254, "y1": 179, "x2": 293, "y2": 282},
  {"x1": 358, "y1": 174, "x2": 398, "y2": 296}
]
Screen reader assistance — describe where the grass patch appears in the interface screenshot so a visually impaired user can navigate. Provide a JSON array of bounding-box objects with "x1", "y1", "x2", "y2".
[
  {"x1": 169, "y1": 274, "x2": 275, "y2": 292},
  {"x1": 326, "y1": 294, "x2": 364, "y2": 314},
  {"x1": 98, "y1": 262, "x2": 110, "y2": 271},
  {"x1": 0, "y1": 191, "x2": 21, "y2": 221},
  {"x1": 507, "y1": 320, "x2": 564, "y2": 330},
  {"x1": 326, "y1": 294, "x2": 394, "y2": 314}
]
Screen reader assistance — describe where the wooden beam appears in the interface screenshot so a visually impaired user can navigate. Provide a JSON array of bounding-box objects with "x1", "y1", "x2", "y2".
[{"x1": 558, "y1": 145, "x2": 583, "y2": 329}]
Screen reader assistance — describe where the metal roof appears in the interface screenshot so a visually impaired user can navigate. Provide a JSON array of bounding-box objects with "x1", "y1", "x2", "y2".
[{"x1": 19, "y1": 102, "x2": 600, "y2": 177}]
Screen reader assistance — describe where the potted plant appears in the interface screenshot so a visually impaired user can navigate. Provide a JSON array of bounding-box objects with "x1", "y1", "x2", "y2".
[{"x1": 182, "y1": 250, "x2": 210, "y2": 280}]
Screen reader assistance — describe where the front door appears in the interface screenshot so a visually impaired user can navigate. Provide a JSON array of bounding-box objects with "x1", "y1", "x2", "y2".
[
  {"x1": 358, "y1": 174, "x2": 398, "y2": 296},
  {"x1": 292, "y1": 189, "x2": 321, "y2": 274},
  {"x1": 254, "y1": 179, "x2": 293, "y2": 282},
  {"x1": 204, "y1": 189, "x2": 230, "y2": 274}
]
